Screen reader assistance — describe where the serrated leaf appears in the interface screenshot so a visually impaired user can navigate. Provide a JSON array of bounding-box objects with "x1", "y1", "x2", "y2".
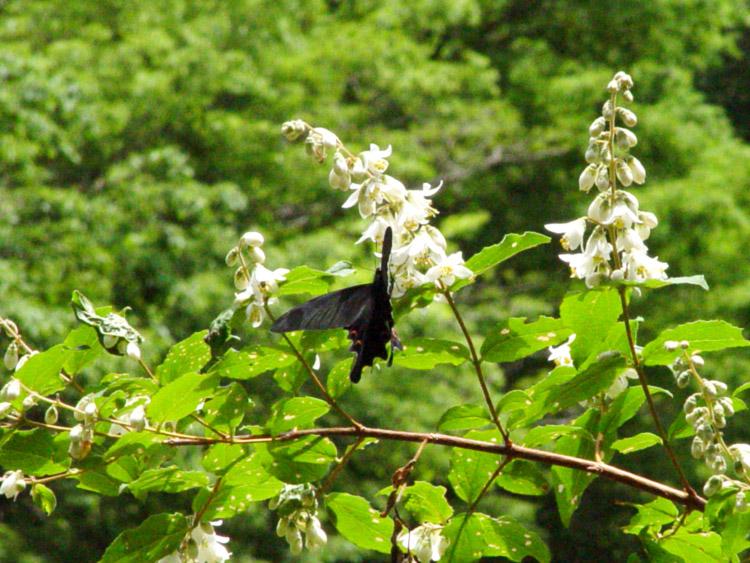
[
  {"x1": 327, "y1": 493, "x2": 393, "y2": 554},
  {"x1": 481, "y1": 317, "x2": 572, "y2": 362},
  {"x1": 63, "y1": 326, "x2": 104, "y2": 374},
  {"x1": 643, "y1": 321, "x2": 750, "y2": 366},
  {"x1": 99, "y1": 513, "x2": 189, "y2": 563},
  {"x1": 147, "y1": 372, "x2": 219, "y2": 423},
  {"x1": 31, "y1": 483, "x2": 56, "y2": 515},
  {"x1": 560, "y1": 288, "x2": 621, "y2": 365},
  {"x1": 394, "y1": 338, "x2": 469, "y2": 370},
  {"x1": 437, "y1": 404, "x2": 491, "y2": 432},
  {"x1": 257, "y1": 436, "x2": 337, "y2": 483},
  {"x1": 327, "y1": 360, "x2": 352, "y2": 400},
  {"x1": 126, "y1": 467, "x2": 209, "y2": 495},
  {"x1": 202, "y1": 383, "x2": 249, "y2": 433},
  {"x1": 460, "y1": 231, "x2": 550, "y2": 285},
  {"x1": 14, "y1": 345, "x2": 70, "y2": 395},
  {"x1": 0, "y1": 429, "x2": 68, "y2": 475},
  {"x1": 448, "y1": 430, "x2": 502, "y2": 503},
  {"x1": 268, "y1": 397, "x2": 329, "y2": 435},
  {"x1": 155, "y1": 331, "x2": 211, "y2": 384},
  {"x1": 402, "y1": 481, "x2": 453, "y2": 523},
  {"x1": 611, "y1": 432, "x2": 662, "y2": 454},
  {"x1": 278, "y1": 265, "x2": 334, "y2": 296}
]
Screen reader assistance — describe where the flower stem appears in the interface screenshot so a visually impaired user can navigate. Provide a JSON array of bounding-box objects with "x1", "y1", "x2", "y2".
[{"x1": 442, "y1": 289, "x2": 510, "y2": 444}]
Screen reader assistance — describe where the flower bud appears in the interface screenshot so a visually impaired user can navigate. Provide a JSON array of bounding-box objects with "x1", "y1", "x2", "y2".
[
  {"x1": 607, "y1": 79, "x2": 619, "y2": 93},
  {"x1": 579, "y1": 164, "x2": 597, "y2": 192},
  {"x1": 622, "y1": 90, "x2": 634, "y2": 102},
  {"x1": 225, "y1": 247, "x2": 239, "y2": 267},
  {"x1": 286, "y1": 526, "x2": 303, "y2": 555},
  {"x1": 328, "y1": 168, "x2": 350, "y2": 191},
  {"x1": 616, "y1": 159, "x2": 633, "y2": 187},
  {"x1": 45, "y1": 405, "x2": 58, "y2": 425},
  {"x1": 593, "y1": 166, "x2": 608, "y2": 192},
  {"x1": 736, "y1": 491, "x2": 749, "y2": 512},
  {"x1": 240, "y1": 231, "x2": 264, "y2": 248},
  {"x1": 276, "y1": 517, "x2": 288, "y2": 537},
  {"x1": 697, "y1": 423, "x2": 714, "y2": 442},
  {"x1": 249, "y1": 246, "x2": 266, "y2": 265},
  {"x1": 628, "y1": 157, "x2": 646, "y2": 184},
  {"x1": 4, "y1": 342, "x2": 18, "y2": 371},
  {"x1": 709, "y1": 380, "x2": 728, "y2": 395},
  {"x1": 675, "y1": 371, "x2": 690, "y2": 388},
  {"x1": 22, "y1": 395, "x2": 36, "y2": 410},
  {"x1": 617, "y1": 107, "x2": 638, "y2": 127},
  {"x1": 129, "y1": 405, "x2": 146, "y2": 431},
  {"x1": 691, "y1": 436, "x2": 705, "y2": 459},
  {"x1": 714, "y1": 412, "x2": 727, "y2": 429},
  {"x1": 0, "y1": 402, "x2": 12, "y2": 419},
  {"x1": 84, "y1": 401, "x2": 97, "y2": 423},
  {"x1": 234, "y1": 267, "x2": 249, "y2": 291},
  {"x1": 686, "y1": 406, "x2": 707, "y2": 426},
  {"x1": 712, "y1": 455, "x2": 728, "y2": 474},
  {"x1": 680, "y1": 340, "x2": 690, "y2": 349},
  {"x1": 615, "y1": 127, "x2": 638, "y2": 149},
  {"x1": 719, "y1": 397, "x2": 735, "y2": 416},
  {"x1": 1, "y1": 378, "x2": 21, "y2": 401},
  {"x1": 102, "y1": 334, "x2": 118, "y2": 349},
  {"x1": 690, "y1": 354, "x2": 704, "y2": 368},
  {"x1": 602, "y1": 100, "x2": 614, "y2": 119},
  {"x1": 305, "y1": 516, "x2": 327, "y2": 549},
  {"x1": 589, "y1": 117, "x2": 606, "y2": 137},
  {"x1": 703, "y1": 380, "x2": 718, "y2": 398},
  {"x1": 664, "y1": 340, "x2": 679, "y2": 351},
  {"x1": 683, "y1": 394, "x2": 699, "y2": 415},
  {"x1": 281, "y1": 120, "x2": 307, "y2": 141},
  {"x1": 704, "y1": 475, "x2": 724, "y2": 497},
  {"x1": 585, "y1": 141, "x2": 599, "y2": 164}
]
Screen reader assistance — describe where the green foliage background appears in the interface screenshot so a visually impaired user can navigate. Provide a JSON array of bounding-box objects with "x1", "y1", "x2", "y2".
[{"x1": 2, "y1": 1, "x2": 750, "y2": 561}]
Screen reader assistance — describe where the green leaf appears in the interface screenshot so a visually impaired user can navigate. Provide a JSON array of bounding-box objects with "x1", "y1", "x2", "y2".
[
  {"x1": 100, "y1": 513, "x2": 189, "y2": 563},
  {"x1": 495, "y1": 460, "x2": 550, "y2": 496},
  {"x1": 461, "y1": 231, "x2": 550, "y2": 284},
  {"x1": 327, "y1": 493, "x2": 393, "y2": 554},
  {"x1": 545, "y1": 355, "x2": 625, "y2": 413},
  {"x1": 402, "y1": 481, "x2": 453, "y2": 524},
  {"x1": 31, "y1": 483, "x2": 56, "y2": 515},
  {"x1": 327, "y1": 360, "x2": 352, "y2": 400},
  {"x1": 394, "y1": 338, "x2": 469, "y2": 370},
  {"x1": 623, "y1": 498, "x2": 679, "y2": 535},
  {"x1": 258, "y1": 436, "x2": 337, "y2": 483},
  {"x1": 208, "y1": 349, "x2": 260, "y2": 380},
  {"x1": 448, "y1": 430, "x2": 502, "y2": 503},
  {"x1": 521, "y1": 425, "x2": 592, "y2": 447},
  {"x1": 147, "y1": 372, "x2": 219, "y2": 423},
  {"x1": 241, "y1": 345, "x2": 297, "y2": 378},
  {"x1": 155, "y1": 331, "x2": 211, "y2": 384},
  {"x1": 445, "y1": 512, "x2": 550, "y2": 562},
  {"x1": 63, "y1": 326, "x2": 104, "y2": 375},
  {"x1": 560, "y1": 288, "x2": 621, "y2": 364},
  {"x1": 0, "y1": 429, "x2": 68, "y2": 475},
  {"x1": 202, "y1": 444, "x2": 246, "y2": 473},
  {"x1": 202, "y1": 382, "x2": 249, "y2": 434},
  {"x1": 643, "y1": 321, "x2": 750, "y2": 366},
  {"x1": 126, "y1": 467, "x2": 209, "y2": 495},
  {"x1": 611, "y1": 432, "x2": 662, "y2": 454},
  {"x1": 499, "y1": 367, "x2": 578, "y2": 429},
  {"x1": 104, "y1": 432, "x2": 166, "y2": 460},
  {"x1": 273, "y1": 361, "x2": 308, "y2": 393},
  {"x1": 14, "y1": 344, "x2": 71, "y2": 396},
  {"x1": 621, "y1": 275, "x2": 709, "y2": 291},
  {"x1": 437, "y1": 404, "x2": 491, "y2": 432},
  {"x1": 659, "y1": 528, "x2": 725, "y2": 562},
  {"x1": 480, "y1": 317, "x2": 573, "y2": 362},
  {"x1": 268, "y1": 397, "x2": 330, "y2": 435},
  {"x1": 278, "y1": 265, "x2": 334, "y2": 296}
]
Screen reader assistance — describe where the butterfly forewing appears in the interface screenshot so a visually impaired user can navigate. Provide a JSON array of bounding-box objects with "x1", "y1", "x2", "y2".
[{"x1": 270, "y1": 284, "x2": 373, "y2": 332}]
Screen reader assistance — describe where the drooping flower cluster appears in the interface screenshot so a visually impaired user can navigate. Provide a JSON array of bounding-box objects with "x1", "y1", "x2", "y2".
[
  {"x1": 397, "y1": 522, "x2": 449, "y2": 562},
  {"x1": 666, "y1": 340, "x2": 750, "y2": 510},
  {"x1": 546, "y1": 72, "x2": 668, "y2": 288},
  {"x1": 281, "y1": 120, "x2": 473, "y2": 296},
  {"x1": 0, "y1": 469, "x2": 26, "y2": 501},
  {"x1": 158, "y1": 520, "x2": 232, "y2": 563},
  {"x1": 227, "y1": 231, "x2": 289, "y2": 327},
  {"x1": 269, "y1": 484, "x2": 328, "y2": 555}
]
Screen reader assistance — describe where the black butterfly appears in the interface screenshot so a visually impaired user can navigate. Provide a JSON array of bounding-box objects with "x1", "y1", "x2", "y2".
[{"x1": 270, "y1": 227, "x2": 402, "y2": 383}]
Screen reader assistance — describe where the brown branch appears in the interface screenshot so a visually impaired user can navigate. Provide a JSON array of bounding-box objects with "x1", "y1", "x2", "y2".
[{"x1": 167, "y1": 425, "x2": 705, "y2": 512}]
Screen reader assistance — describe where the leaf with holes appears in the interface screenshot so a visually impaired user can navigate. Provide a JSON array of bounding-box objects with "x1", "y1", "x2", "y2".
[
  {"x1": 155, "y1": 331, "x2": 210, "y2": 384},
  {"x1": 394, "y1": 338, "x2": 469, "y2": 370},
  {"x1": 481, "y1": 317, "x2": 572, "y2": 362},
  {"x1": 327, "y1": 493, "x2": 394, "y2": 554}
]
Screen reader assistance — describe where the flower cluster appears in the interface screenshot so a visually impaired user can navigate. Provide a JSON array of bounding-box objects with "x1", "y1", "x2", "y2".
[
  {"x1": 269, "y1": 484, "x2": 328, "y2": 554},
  {"x1": 158, "y1": 520, "x2": 232, "y2": 563},
  {"x1": 397, "y1": 522, "x2": 449, "y2": 562},
  {"x1": 281, "y1": 120, "x2": 473, "y2": 296},
  {"x1": 0, "y1": 469, "x2": 26, "y2": 501},
  {"x1": 546, "y1": 71, "x2": 668, "y2": 288},
  {"x1": 666, "y1": 340, "x2": 750, "y2": 510},
  {"x1": 227, "y1": 231, "x2": 289, "y2": 327}
]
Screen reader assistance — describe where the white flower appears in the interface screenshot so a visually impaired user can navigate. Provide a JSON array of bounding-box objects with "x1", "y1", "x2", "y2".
[
  {"x1": 250, "y1": 264, "x2": 289, "y2": 301},
  {"x1": 391, "y1": 268, "x2": 428, "y2": 298},
  {"x1": 730, "y1": 444, "x2": 750, "y2": 473},
  {"x1": 305, "y1": 516, "x2": 328, "y2": 549},
  {"x1": 3, "y1": 342, "x2": 18, "y2": 370},
  {"x1": 425, "y1": 252, "x2": 473, "y2": 288},
  {"x1": 0, "y1": 470, "x2": 25, "y2": 500},
  {"x1": 358, "y1": 143, "x2": 392, "y2": 177},
  {"x1": 397, "y1": 523, "x2": 448, "y2": 562},
  {"x1": 305, "y1": 127, "x2": 339, "y2": 162},
  {"x1": 635, "y1": 211, "x2": 657, "y2": 241},
  {"x1": 357, "y1": 216, "x2": 396, "y2": 245},
  {"x1": 343, "y1": 175, "x2": 406, "y2": 218},
  {"x1": 329, "y1": 152, "x2": 352, "y2": 191},
  {"x1": 129, "y1": 405, "x2": 147, "y2": 431},
  {"x1": 606, "y1": 368, "x2": 638, "y2": 399},
  {"x1": 392, "y1": 229, "x2": 447, "y2": 271},
  {"x1": 157, "y1": 553, "x2": 182, "y2": 563},
  {"x1": 398, "y1": 182, "x2": 441, "y2": 232},
  {"x1": 629, "y1": 156, "x2": 646, "y2": 184},
  {"x1": 126, "y1": 341, "x2": 142, "y2": 361},
  {"x1": 623, "y1": 250, "x2": 668, "y2": 281},
  {"x1": 545, "y1": 218, "x2": 586, "y2": 251},
  {"x1": 616, "y1": 228, "x2": 647, "y2": 253},
  {"x1": 548, "y1": 334, "x2": 576, "y2": 367},
  {"x1": 280, "y1": 119, "x2": 307, "y2": 141},
  {"x1": 191, "y1": 521, "x2": 232, "y2": 563},
  {"x1": 246, "y1": 301, "x2": 265, "y2": 328}
]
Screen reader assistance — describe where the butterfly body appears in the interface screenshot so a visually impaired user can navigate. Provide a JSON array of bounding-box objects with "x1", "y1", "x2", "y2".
[{"x1": 270, "y1": 228, "x2": 401, "y2": 382}]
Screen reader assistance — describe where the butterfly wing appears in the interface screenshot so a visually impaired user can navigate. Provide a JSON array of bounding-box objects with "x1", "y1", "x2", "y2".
[{"x1": 270, "y1": 284, "x2": 373, "y2": 333}]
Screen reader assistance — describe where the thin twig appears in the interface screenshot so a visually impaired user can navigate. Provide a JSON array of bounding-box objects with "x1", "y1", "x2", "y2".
[
  {"x1": 319, "y1": 435, "x2": 365, "y2": 495},
  {"x1": 442, "y1": 290, "x2": 509, "y2": 444}
]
